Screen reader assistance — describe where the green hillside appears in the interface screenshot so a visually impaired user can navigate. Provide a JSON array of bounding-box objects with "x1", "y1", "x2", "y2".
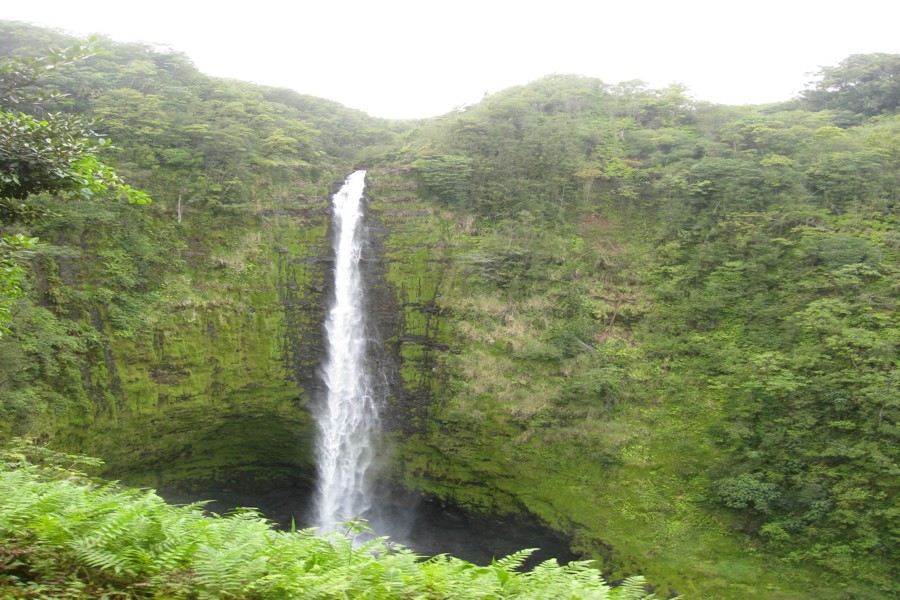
[{"x1": 1, "y1": 22, "x2": 897, "y2": 598}]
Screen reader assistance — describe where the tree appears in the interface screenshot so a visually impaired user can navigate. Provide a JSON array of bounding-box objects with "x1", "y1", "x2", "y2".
[
  {"x1": 0, "y1": 40, "x2": 149, "y2": 333},
  {"x1": 412, "y1": 154, "x2": 474, "y2": 206},
  {"x1": 1, "y1": 40, "x2": 151, "y2": 203},
  {"x1": 800, "y1": 53, "x2": 900, "y2": 117}
]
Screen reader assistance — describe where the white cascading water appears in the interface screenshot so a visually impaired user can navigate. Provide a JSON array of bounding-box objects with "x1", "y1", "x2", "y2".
[{"x1": 313, "y1": 170, "x2": 379, "y2": 531}]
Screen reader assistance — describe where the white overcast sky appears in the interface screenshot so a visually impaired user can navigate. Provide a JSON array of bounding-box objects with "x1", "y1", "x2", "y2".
[{"x1": 3, "y1": 1, "x2": 899, "y2": 119}]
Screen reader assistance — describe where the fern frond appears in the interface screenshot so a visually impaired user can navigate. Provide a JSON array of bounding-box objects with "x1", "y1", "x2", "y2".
[
  {"x1": 494, "y1": 547, "x2": 537, "y2": 571},
  {"x1": 613, "y1": 575, "x2": 654, "y2": 599}
]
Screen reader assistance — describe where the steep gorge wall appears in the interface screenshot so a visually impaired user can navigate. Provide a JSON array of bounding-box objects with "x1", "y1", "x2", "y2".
[
  {"x1": 23, "y1": 203, "x2": 335, "y2": 505},
  {"x1": 5, "y1": 167, "x2": 859, "y2": 598},
  {"x1": 364, "y1": 171, "x2": 451, "y2": 437},
  {"x1": 8, "y1": 170, "x2": 455, "y2": 522}
]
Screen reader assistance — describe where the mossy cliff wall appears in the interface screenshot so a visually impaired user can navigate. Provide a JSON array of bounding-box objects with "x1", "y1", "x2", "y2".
[
  {"x1": 4, "y1": 168, "x2": 849, "y2": 598},
  {"x1": 363, "y1": 170, "x2": 839, "y2": 599},
  {"x1": 2, "y1": 168, "x2": 451, "y2": 516},
  {"x1": 3, "y1": 167, "x2": 826, "y2": 599},
  {"x1": 365, "y1": 171, "x2": 534, "y2": 515},
  {"x1": 26, "y1": 196, "x2": 336, "y2": 501},
  {"x1": 8, "y1": 169, "x2": 458, "y2": 520},
  {"x1": 364, "y1": 171, "x2": 451, "y2": 437}
]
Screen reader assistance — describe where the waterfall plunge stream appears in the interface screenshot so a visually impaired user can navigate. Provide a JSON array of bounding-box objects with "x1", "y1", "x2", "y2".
[{"x1": 313, "y1": 170, "x2": 379, "y2": 531}]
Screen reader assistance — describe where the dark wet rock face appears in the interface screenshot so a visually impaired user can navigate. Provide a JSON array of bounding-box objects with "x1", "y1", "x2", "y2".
[{"x1": 158, "y1": 481, "x2": 579, "y2": 569}]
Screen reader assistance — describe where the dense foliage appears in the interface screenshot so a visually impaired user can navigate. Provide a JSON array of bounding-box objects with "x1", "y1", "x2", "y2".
[
  {"x1": 0, "y1": 22, "x2": 404, "y2": 434},
  {"x1": 0, "y1": 34, "x2": 151, "y2": 332},
  {"x1": 0, "y1": 20, "x2": 897, "y2": 599},
  {"x1": 388, "y1": 69, "x2": 898, "y2": 596},
  {"x1": 0, "y1": 441, "x2": 655, "y2": 599},
  {"x1": 0, "y1": 39, "x2": 149, "y2": 205},
  {"x1": 800, "y1": 53, "x2": 900, "y2": 118}
]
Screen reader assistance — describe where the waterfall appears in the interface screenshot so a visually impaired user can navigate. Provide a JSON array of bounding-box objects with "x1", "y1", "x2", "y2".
[{"x1": 313, "y1": 170, "x2": 380, "y2": 531}]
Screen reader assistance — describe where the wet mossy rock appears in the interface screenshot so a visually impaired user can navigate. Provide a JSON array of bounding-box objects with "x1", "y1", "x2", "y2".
[
  {"x1": 28, "y1": 168, "x2": 459, "y2": 521},
  {"x1": 40, "y1": 201, "x2": 336, "y2": 499}
]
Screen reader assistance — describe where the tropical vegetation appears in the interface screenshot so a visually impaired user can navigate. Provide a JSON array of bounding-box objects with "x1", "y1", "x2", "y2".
[{"x1": 0, "y1": 21, "x2": 897, "y2": 599}]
